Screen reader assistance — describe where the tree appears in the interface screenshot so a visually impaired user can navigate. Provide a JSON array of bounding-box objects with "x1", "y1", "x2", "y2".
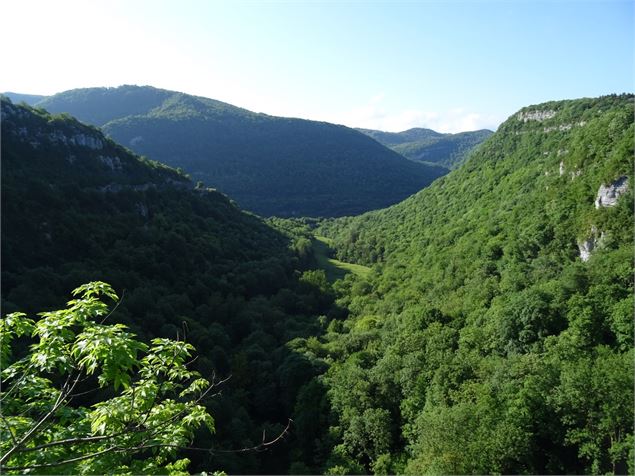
[{"x1": 0, "y1": 282, "x2": 215, "y2": 474}]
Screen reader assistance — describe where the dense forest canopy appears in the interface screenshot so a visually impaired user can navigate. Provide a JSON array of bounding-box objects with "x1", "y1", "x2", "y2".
[
  {"x1": 316, "y1": 94, "x2": 634, "y2": 474},
  {"x1": 1, "y1": 93, "x2": 633, "y2": 475},
  {"x1": 31, "y1": 86, "x2": 447, "y2": 217}
]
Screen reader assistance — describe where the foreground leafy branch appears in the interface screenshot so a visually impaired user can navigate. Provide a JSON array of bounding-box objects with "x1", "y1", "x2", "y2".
[{"x1": 0, "y1": 282, "x2": 218, "y2": 474}]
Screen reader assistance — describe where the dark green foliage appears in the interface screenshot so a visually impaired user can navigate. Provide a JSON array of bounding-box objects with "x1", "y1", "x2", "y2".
[
  {"x1": 0, "y1": 98, "x2": 337, "y2": 474},
  {"x1": 314, "y1": 94, "x2": 634, "y2": 474},
  {"x1": 34, "y1": 86, "x2": 447, "y2": 217},
  {"x1": 359, "y1": 127, "x2": 493, "y2": 169}
]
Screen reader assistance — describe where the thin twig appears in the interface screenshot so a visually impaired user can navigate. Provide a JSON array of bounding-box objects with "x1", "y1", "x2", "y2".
[
  {"x1": 0, "y1": 371, "x2": 74, "y2": 465},
  {"x1": 0, "y1": 413, "x2": 18, "y2": 446},
  {"x1": 2, "y1": 445, "x2": 119, "y2": 471},
  {"x1": 16, "y1": 434, "x2": 115, "y2": 453},
  {"x1": 99, "y1": 289, "x2": 125, "y2": 324}
]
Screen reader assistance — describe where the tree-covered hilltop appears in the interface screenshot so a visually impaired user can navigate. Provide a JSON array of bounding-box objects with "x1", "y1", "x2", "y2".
[
  {"x1": 33, "y1": 85, "x2": 447, "y2": 217},
  {"x1": 312, "y1": 94, "x2": 634, "y2": 474},
  {"x1": 358, "y1": 126, "x2": 493, "y2": 169},
  {"x1": 0, "y1": 98, "x2": 338, "y2": 474}
]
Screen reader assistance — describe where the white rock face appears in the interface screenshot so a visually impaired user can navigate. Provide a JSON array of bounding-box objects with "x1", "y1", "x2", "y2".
[
  {"x1": 46, "y1": 131, "x2": 103, "y2": 150},
  {"x1": 544, "y1": 123, "x2": 572, "y2": 133},
  {"x1": 594, "y1": 176, "x2": 629, "y2": 208},
  {"x1": 517, "y1": 110, "x2": 556, "y2": 122},
  {"x1": 559, "y1": 161, "x2": 565, "y2": 176},
  {"x1": 71, "y1": 134, "x2": 103, "y2": 150},
  {"x1": 578, "y1": 226, "x2": 606, "y2": 262},
  {"x1": 578, "y1": 239, "x2": 594, "y2": 262}
]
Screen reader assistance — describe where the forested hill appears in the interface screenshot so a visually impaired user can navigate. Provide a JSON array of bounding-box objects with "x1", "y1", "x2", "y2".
[
  {"x1": 313, "y1": 94, "x2": 634, "y2": 474},
  {"x1": 3, "y1": 94, "x2": 632, "y2": 475},
  {"x1": 32, "y1": 85, "x2": 447, "y2": 217},
  {"x1": 358, "y1": 126, "x2": 493, "y2": 169},
  {"x1": 0, "y1": 97, "x2": 336, "y2": 473}
]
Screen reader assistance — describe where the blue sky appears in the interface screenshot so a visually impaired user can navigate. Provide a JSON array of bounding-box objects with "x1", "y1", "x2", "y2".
[{"x1": 2, "y1": 0, "x2": 632, "y2": 132}]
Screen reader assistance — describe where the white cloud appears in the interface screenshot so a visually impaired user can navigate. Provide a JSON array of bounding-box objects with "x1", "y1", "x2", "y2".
[{"x1": 335, "y1": 96, "x2": 502, "y2": 133}]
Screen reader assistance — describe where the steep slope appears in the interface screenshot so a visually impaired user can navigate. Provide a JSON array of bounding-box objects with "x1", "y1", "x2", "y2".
[
  {"x1": 359, "y1": 127, "x2": 493, "y2": 169},
  {"x1": 310, "y1": 94, "x2": 634, "y2": 474},
  {"x1": 0, "y1": 98, "x2": 335, "y2": 474},
  {"x1": 34, "y1": 86, "x2": 447, "y2": 217}
]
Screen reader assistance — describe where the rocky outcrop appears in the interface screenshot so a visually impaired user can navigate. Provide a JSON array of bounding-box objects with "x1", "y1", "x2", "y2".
[
  {"x1": 71, "y1": 133, "x2": 103, "y2": 149},
  {"x1": 4, "y1": 102, "x2": 104, "y2": 151},
  {"x1": 517, "y1": 110, "x2": 556, "y2": 122},
  {"x1": 578, "y1": 226, "x2": 606, "y2": 262},
  {"x1": 45, "y1": 130, "x2": 104, "y2": 149},
  {"x1": 595, "y1": 176, "x2": 629, "y2": 208}
]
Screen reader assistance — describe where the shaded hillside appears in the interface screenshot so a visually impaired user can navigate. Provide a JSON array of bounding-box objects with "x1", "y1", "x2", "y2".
[
  {"x1": 359, "y1": 127, "x2": 493, "y2": 169},
  {"x1": 0, "y1": 98, "x2": 336, "y2": 474},
  {"x1": 34, "y1": 86, "x2": 447, "y2": 217},
  {"x1": 309, "y1": 94, "x2": 634, "y2": 474}
]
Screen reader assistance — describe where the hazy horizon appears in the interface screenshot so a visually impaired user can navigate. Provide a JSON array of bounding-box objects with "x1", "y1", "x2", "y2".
[{"x1": 2, "y1": 0, "x2": 632, "y2": 133}]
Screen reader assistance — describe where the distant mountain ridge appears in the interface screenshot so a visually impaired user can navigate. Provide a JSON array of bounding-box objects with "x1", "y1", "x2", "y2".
[
  {"x1": 2, "y1": 92, "x2": 48, "y2": 105},
  {"x1": 358, "y1": 126, "x2": 493, "y2": 169},
  {"x1": 356, "y1": 127, "x2": 444, "y2": 146},
  {"x1": 28, "y1": 85, "x2": 447, "y2": 217}
]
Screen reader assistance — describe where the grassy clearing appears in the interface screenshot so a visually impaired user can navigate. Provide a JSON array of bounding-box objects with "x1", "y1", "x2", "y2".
[{"x1": 312, "y1": 235, "x2": 371, "y2": 282}]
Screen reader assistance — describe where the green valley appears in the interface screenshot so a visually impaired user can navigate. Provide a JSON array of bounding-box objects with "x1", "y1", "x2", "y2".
[
  {"x1": 312, "y1": 236, "x2": 371, "y2": 282},
  {"x1": 1, "y1": 93, "x2": 632, "y2": 475}
]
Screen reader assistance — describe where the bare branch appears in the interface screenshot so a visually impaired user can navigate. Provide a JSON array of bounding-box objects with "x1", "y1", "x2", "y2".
[
  {"x1": 67, "y1": 385, "x2": 101, "y2": 399},
  {"x1": 1, "y1": 445, "x2": 119, "y2": 471},
  {"x1": 3, "y1": 419, "x2": 292, "y2": 472},
  {"x1": 213, "y1": 418, "x2": 293, "y2": 453},
  {"x1": 15, "y1": 434, "x2": 115, "y2": 453},
  {"x1": 99, "y1": 289, "x2": 125, "y2": 324},
  {"x1": 136, "y1": 418, "x2": 293, "y2": 455},
  {"x1": 0, "y1": 371, "x2": 81, "y2": 465}
]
